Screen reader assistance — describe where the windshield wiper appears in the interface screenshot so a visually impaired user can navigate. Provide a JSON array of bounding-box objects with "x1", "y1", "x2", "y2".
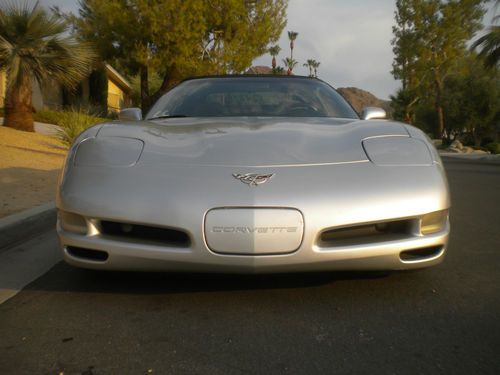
[{"x1": 148, "y1": 115, "x2": 189, "y2": 120}]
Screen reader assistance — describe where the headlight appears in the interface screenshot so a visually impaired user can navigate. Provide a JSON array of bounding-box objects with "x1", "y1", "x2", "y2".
[
  {"x1": 362, "y1": 137, "x2": 433, "y2": 166},
  {"x1": 74, "y1": 137, "x2": 144, "y2": 167},
  {"x1": 420, "y1": 210, "x2": 448, "y2": 235}
]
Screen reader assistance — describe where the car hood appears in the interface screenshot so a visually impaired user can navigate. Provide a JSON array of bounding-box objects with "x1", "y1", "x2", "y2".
[{"x1": 96, "y1": 117, "x2": 409, "y2": 167}]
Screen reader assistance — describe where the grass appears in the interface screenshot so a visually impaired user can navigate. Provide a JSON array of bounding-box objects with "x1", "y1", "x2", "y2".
[
  {"x1": 49, "y1": 109, "x2": 108, "y2": 145},
  {"x1": 1, "y1": 107, "x2": 109, "y2": 145},
  {"x1": 485, "y1": 142, "x2": 500, "y2": 154},
  {"x1": 35, "y1": 108, "x2": 106, "y2": 126}
]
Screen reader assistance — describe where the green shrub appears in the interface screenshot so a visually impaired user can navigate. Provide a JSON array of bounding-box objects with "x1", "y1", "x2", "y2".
[
  {"x1": 485, "y1": 142, "x2": 500, "y2": 154},
  {"x1": 34, "y1": 109, "x2": 66, "y2": 126},
  {"x1": 54, "y1": 109, "x2": 108, "y2": 145},
  {"x1": 35, "y1": 108, "x2": 107, "y2": 126}
]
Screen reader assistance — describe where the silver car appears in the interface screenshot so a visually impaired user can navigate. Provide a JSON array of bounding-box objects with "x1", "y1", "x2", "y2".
[{"x1": 57, "y1": 75, "x2": 450, "y2": 273}]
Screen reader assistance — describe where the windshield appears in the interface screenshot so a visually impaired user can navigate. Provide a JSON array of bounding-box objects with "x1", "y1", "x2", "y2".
[{"x1": 146, "y1": 76, "x2": 358, "y2": 119}]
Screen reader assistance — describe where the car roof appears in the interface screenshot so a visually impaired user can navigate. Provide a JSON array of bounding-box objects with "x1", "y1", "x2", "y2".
[{"x1": 180, "y1": 74, "x2": 326, "y2": 84}]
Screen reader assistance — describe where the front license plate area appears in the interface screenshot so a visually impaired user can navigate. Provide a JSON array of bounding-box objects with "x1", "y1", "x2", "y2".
[{"x1": 205, "y1": 208, "x2": 304, "y2": 255}]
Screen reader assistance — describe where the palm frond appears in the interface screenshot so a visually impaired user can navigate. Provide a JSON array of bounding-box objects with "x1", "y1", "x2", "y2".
[
  {"x1": 472, "y1": 25, "x2": 500, "y2": 68},
  {"x1": 282, "y1": 57, "x2": 298, "y2": 69},
  {"x1": 287, "y1": 31, "x2": 298, "y2": 41},
  {"x1": 0, "y1": 1, "x2": 97, "y2": 89},
  {"x1": 268, "y1": 44, "x2": 281, "y2": 57}
]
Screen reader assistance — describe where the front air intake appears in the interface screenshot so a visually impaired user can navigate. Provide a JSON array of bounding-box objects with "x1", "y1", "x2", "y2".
[
  {"x1": 400, "y1": 246, "x2": 444, "y2": 262},
  {"x1": 67, "y1": 246, "x2": 109, "y2": 261},
  {"x1": 99, "y1": 221, "x2": 190, "y2": 247},
  {"x1": 319, "y1": 219, "x2": 414, "y2": 247}
]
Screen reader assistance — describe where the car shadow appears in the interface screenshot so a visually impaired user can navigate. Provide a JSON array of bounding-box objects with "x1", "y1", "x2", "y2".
[{"x1": 24, "y1": 261, "x2": 392, "y2": 295}]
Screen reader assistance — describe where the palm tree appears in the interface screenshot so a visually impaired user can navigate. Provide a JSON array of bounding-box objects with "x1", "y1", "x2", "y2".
[
  {"x1": 473, "y1": 1, "x2": 500, "y2": 68},
  {"x1": 287, "y1": 31, "x2": 299, "y2": 59},
  {"x1": 303, "y1": 59, "x2": 315, "y2": 77},
  {"x1": 475, "y1": 25, "x2": 500, "y2": 67},
  {"x1": 473, "y1": 25, "x2": 500, "y2": 68},
  {"x1": 312, "y1": 60, "x2": 321, "y2": 77},
  {"x1": 282, "y1": 57, "x2": 298, "y2": 75},
  {"x1": 0, "y1": 3, "x2": 95, "y2": 131},
  {"x1": 268, "y1": 45, "x2": 281, "y2": 70},
  {"x1": 273, "y1": 66, "x2": 285, "y2": 75}
]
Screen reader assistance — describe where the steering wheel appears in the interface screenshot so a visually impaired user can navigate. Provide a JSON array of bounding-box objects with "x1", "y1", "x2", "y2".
[{"x1": 287, "y1": 104, "x2": 321, "y2": 116}]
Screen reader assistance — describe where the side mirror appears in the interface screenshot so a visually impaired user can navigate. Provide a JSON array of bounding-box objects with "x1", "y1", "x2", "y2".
[
  {"x1": 361, "y1": 107, "x2": 386, "y2": 120},
  {"x1": 118, "y1": 107, "x2": 142, "y2": 121}
]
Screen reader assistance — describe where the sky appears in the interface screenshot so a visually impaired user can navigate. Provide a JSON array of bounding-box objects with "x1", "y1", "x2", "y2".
[{"x1": 38, "y1": 0, "x2": 496, "y2": 100}]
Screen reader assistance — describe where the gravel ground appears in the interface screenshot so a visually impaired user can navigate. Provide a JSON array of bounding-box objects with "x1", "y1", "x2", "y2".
[{"x1": 0, "y1": 126, "x2": 67, "y2": 218}]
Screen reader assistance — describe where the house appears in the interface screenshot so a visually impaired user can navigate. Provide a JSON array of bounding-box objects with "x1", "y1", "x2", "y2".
[
  {"x1": 0, "y1": 64, "x2": 132, "y2": 113},
  {"x1": 103, "y1": 65, "x2": 133, "y2": 112}
]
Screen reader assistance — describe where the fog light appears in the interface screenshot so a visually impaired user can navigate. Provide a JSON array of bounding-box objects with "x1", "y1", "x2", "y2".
[
  {"x1": 420, "y1": 210, "x2": 448, "y2": 235},
  {"x1": 59, "y1": 211, "x2": 87, "y2": 234},
  {"x1": 121, "y1": 223, "x2": 133, "y2": 233}
]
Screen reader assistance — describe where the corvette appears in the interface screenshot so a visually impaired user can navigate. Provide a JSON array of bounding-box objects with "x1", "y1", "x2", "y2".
[
  {"x1": 211, "y1": 227, "x2": 299, "y2": 233},
  {"x1": 56, "y1": 75, "x2": 450, "y2": 272}
]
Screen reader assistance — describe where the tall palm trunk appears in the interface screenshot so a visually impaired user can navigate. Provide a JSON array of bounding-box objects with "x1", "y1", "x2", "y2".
[
  {"x1": 272, "y1": 56, "x2": 276, "y2": 69},
  {"x1": 140, "y1": 65, "x2": 150, "y2": 114},
  {"x1": 4, "y1": 77, "x2": 34, "y2": 132},
  {"x1": 433, "y1": 69, "x2": 444, "y2": 139},
  {"x1": 290, "y1": 41, "x2": 294, "y2": 60}
]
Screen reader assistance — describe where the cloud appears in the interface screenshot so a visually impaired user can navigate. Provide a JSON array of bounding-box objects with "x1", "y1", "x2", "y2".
[
  {"x1": 38, "y1": 0, "x2": 80, "y2": 14},
  {"x1": 254, "y1": 0, "x2": 399, "y2": 99},
  {"x1": 38, "y1": 0, "x2": 496, "y2": 100},
  {"x1": 39, "y1": 0, "x2": 400, "y2": 99}
]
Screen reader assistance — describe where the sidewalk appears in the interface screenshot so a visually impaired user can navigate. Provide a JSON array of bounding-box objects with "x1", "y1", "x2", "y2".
[
  {"x1": 0, "y1": 117, "x2": 61, "y2": 136},
  {"x1": 0, "y1": 201, "x2": 56, "y2": 250},
  {"x1": 0, "y1": 122, "x2": 63, "y2": 303}
]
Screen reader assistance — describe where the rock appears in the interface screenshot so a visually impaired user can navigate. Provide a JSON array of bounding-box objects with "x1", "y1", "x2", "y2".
[
  {"x1": 447, "y1": 147, "x2": 462, "y2": 153},
  {"x1": 450, "y1": 140, "x2": 463, "y2": 150},
  {"x1": 462, "y1": 146, "x2": 474, "y2": 154},
  {"x1": 337, "y1": 87, "x2": 391, "y2": 114},
  {"x1": 472, "y1": 149, "x2": 489, "y2": 154}
]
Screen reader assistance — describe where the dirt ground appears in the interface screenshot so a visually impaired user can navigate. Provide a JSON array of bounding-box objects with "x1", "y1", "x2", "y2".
[{"x1": 0, "y1": 126, "x2": 68, "y2": 218}]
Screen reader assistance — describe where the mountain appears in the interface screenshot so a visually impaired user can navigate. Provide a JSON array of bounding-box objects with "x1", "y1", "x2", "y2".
[
  {"x1": 230, "y1": 69, "x2": 392, "y2": 116},
  {"x1": 245, "y1": 66, "x2": 273, "y2": 74},
  {"x1": 337, "y1": 87, "x2": 391, "y2": 115}
]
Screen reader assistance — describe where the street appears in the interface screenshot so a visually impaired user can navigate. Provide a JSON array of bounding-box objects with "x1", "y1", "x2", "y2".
[{"x1": 0, "y1": 158, "x2": 499, "y2": 374}]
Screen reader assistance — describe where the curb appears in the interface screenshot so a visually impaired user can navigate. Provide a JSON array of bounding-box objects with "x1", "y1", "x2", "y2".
[
  {"x1": 440, "y1": 153, "x2": 500, "y2": 165},
  {"x1": 0, "y1": 202, "x2": 57, "y2": 252}
]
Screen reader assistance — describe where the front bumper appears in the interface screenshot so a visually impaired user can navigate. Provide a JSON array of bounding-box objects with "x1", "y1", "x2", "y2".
[
  {"x1": 57, "y1": 215, "x2": 449, "y2": 273},
  {"x1": 57, "y1": 161, "x2": 450, "y2": 273}
]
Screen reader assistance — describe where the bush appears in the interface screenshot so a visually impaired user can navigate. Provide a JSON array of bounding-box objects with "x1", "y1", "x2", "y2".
[
  {"x1": 35, "y1": 108, "x2": 107, "y2": 126},
  {"x1": 485, "y1": 142, "x2": 500, "y2": 154},
  {"x1": 53, "y1": 109, "x2": 108, "y2": 145},
  {"x1": 34, "y1": 109, "x2": 66, "y2": 126}
]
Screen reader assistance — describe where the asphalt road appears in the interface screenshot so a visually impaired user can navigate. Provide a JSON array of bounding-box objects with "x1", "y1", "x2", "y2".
[{"x1": 0, "y1": 158, "x2": 499, "y2": 375}]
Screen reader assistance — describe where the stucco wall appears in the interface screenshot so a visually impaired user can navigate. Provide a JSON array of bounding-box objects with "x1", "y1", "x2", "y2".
[
  {"x1": 1, "y1": 68, "x2": 130, "y2": 113},
  {"x1": 107, "y1": 79, "x2": 126, "y2": 112},
  {"x1": 40, "y1": 79, "x2": 65, "y2": 110}
]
